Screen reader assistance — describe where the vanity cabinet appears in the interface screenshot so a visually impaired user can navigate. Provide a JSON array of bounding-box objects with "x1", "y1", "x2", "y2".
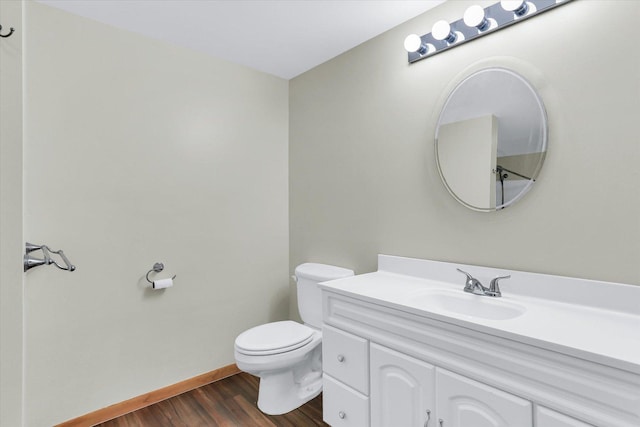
[
  {"x1": 324, "y1": 331, "x2": 535, "y2": 427},
  {"x1": 321, "y1": 289, "x2": 636, "y2": 427},
  {"x1": 370, "y1": 343, "x2": 435, "y2": 427}
]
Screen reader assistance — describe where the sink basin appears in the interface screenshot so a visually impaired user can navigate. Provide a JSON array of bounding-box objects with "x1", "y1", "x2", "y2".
[{"x1": 409, "y1": 290, "x2": 526, "y2": 320}]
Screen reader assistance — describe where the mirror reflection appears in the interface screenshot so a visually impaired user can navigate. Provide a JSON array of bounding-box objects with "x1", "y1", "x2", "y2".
[{"x1": 435, "y1": 68, "x2": 547, "y2": 211}]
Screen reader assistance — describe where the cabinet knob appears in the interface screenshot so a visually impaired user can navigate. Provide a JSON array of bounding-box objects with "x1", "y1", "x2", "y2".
[
  {"x1": 337, "y1": 354, "x2": 345, "y2": 363},
  {"x1": 439, "y1": 419, "x2": 444, "y2": 427},
  {"x1": 424, "y1": 409, "x2": 431, "y2": 427},
  {"x1": 338, "y1": 411, "x2": 346, "y2": 419}
]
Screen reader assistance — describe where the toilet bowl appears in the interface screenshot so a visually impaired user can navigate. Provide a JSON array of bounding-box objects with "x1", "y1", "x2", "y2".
[
  {"x1": 234, "y1": 263, "x2": 354, "y2": 415},
  {"x1": 235, "y1": 321, "x2": 323, "y2": 415}
]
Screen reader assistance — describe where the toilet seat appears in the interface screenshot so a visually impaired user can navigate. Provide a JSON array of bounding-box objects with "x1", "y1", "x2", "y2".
[{"x1": 235, "y1": 320, "x2": 315, "y2": 356}]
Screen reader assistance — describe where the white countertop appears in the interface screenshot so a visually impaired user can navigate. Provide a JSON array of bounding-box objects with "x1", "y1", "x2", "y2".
[{"x1": 320, "y1": 255, "x2": 640, "y2": 374}]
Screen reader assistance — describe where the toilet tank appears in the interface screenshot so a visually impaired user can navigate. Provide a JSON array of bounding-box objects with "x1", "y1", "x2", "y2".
[{"x1": 295, "y1": 263, "x2": 354, "y2": 328}]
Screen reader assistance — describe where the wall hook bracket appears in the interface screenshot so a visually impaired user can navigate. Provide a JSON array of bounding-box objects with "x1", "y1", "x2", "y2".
[
  {"x1": 0, "y1": 25, "x2": 15, "y2": 38},
  {"x1": 24, "y1": 242, "x2": 76, "y2": 272}
]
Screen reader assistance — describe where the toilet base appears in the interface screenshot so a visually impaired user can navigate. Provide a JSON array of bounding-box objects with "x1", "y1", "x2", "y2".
[
  {"x1": 234, "y1": 325, "x2": 323, "y2": 415},
  {"x1": 256, "y1": 368, "x2": 323, "y2": 415}
]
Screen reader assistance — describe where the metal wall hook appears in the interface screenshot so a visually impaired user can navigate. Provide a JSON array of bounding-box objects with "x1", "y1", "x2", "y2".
[
  {"x1": 24, "y1": 242, "x2": 76, "y2": 272},
  {"x1": 0, "y1": 25, "x2": 15, "y2": 38},
  {"x1": 145, "y1": 262, "x2": 176, "y2": 284}
]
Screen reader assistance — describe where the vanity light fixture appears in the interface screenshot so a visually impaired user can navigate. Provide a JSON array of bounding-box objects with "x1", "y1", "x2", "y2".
[{"x1": 405, "y1": 0, "x2": 572, "y2": 64}]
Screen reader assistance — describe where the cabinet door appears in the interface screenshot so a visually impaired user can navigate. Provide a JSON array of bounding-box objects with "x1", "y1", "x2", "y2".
[
  {"x1": 370, "y1": 343, "x2": 435, "y2": 427},
  {"x1": 536, "y1": 406, "x2": 594, "y2": 427},
  {"x1": 437, "y1": 369, "x2": 532, "y2": 427}
]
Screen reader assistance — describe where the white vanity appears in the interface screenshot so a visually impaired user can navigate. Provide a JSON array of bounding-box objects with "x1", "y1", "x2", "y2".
[{"x1": 319, "y1": 255, "x2": 640, "y2": 427}]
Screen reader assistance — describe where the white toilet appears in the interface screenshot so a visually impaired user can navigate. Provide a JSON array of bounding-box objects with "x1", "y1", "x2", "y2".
[{"x1": 234, "y1": 263, "x2": 354, "y2": 415}]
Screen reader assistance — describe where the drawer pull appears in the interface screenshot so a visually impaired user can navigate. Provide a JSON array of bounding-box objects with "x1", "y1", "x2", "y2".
[
  {"x1": 338, "y1": 411, "x2": 346, "y2": 419},
  {"x1": 337, "y1": 354, "x2": 345, "y2": 362},
  {"x1": 424, "y1": 409, "x2": 431, "y2": 427},
  {"x1": 439, "y1": 419, "x2": 444, "y2": 427}
]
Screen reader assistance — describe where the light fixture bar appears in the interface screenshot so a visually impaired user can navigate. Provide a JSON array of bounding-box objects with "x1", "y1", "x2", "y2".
[{"x1": 406, "y1": 0, "x2": 573, "y2": 64}]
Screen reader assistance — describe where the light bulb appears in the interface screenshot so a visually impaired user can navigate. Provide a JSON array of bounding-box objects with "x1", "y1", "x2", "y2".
[
  {"x1": 404, "y1": 34, "x2": 433, "y2": 55},
  {"x1": 501, "y1": 0, "x2": 529, "y2": 16},
  {"x1": 463, "y1": 5, "x2": 489, "y2": 31},
  {"x1": 432, "y1": 20, "x2": 456, "y2": 44},
  {"x1": 404, "y1": 34, "x2": 422, "y2": 53}
]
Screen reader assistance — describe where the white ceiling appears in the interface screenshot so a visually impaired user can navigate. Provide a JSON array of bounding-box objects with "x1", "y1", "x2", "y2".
[{"x1": 37, "y1": 0, "x2": 445, "y2": 79}]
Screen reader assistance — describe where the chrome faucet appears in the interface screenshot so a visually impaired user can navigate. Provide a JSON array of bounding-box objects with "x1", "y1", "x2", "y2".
[{"x1": 456, "y1": 268, "x2": 510, "y2": 298}]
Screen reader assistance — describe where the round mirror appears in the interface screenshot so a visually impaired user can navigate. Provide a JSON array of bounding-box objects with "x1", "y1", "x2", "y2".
[{"x1": 435, "y1": 68, "x2": 547, "y2": 211}]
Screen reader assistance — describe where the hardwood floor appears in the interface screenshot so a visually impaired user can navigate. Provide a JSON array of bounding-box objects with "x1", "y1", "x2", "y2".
[{"x1": 96, "y1": 372, "x2": 329, "y2": 426}]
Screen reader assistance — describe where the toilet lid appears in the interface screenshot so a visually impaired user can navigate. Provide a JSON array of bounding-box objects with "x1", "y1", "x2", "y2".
[{"x1": 235, "y1": 321, "x2": 315, "y2": 355}]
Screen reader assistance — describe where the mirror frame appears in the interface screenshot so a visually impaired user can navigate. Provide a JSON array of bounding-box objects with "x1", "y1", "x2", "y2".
[{"x1": 435, "y1": 67, "x2": 548, "y2": 212}]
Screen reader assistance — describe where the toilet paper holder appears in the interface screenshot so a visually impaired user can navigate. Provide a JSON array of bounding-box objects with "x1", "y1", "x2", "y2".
[{"x1": 145, "y1": 262, "x2": 176, "y2": 284}]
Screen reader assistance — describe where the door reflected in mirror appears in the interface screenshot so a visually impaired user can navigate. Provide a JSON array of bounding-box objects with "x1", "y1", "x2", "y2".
[{"x1": 435, "y1": 68, "x2": 547, "y2": 211}]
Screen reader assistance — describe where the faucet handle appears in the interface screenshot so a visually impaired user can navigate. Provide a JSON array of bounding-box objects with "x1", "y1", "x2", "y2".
[
  {"x1": 456, "y1": 268, "x2": 473, "y2": 281},
  {"x1": 456, "y1": 268, "x2": 473, "y2": 287},
  {"x1": 487, "y1": 275, "x2": 510, "y2": 297},
  {"x1": 457, "y1": 268, "x2": 484, "y2": 293}
]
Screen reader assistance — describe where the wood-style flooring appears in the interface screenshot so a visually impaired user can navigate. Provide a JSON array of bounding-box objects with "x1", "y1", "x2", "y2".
[{"x1": 96, "y1": 372, "x2": 329, "y2": 427}]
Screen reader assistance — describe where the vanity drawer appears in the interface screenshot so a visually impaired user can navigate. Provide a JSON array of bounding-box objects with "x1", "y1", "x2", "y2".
[
  {"x1": 536, "y1": 406, "x2": 594, "y2": 427},
  {"x1": 323, "y1": 324, "x2": 369, "y2": 394},
  {"x1": 323, "y1": 374, "x2": 369, "y2": 427}
]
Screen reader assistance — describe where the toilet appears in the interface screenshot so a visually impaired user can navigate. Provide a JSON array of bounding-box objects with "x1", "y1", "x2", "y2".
[{"x1": 234, "y1": 263, "x2": 354, "y2": 415}]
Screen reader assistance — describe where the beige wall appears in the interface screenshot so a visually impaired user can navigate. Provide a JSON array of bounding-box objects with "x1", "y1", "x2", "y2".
[
  {"x1": 289, "y1": 0, "x2": 640, "y2": 322},
  {"x1": 0, "y1": 1, "x2": 24, "y2": 426},
  {"x1": 23, "y1": 2, "x2": 289, "y2": 425},
  {"x1": 7, "y1": 0, "x2": 640, "y2": 424}
]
